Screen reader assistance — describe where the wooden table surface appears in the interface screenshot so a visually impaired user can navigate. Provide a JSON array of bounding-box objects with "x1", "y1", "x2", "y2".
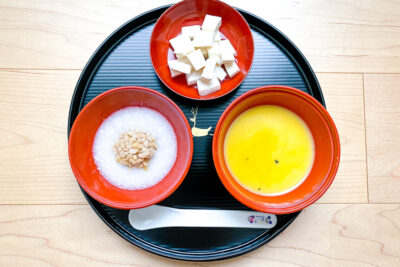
[{"x1": 1, "y1": 0, "x2": 399, "y2": 266}]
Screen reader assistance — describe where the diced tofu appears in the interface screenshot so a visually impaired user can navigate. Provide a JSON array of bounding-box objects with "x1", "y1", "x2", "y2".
[
  {"x1": 190, "y1": 41, "x2": 208, "y2": 57},
  {"x1": 179, "y1": 56, "x2": 191, "y2": 65},
  {"x1": 207, "y1": 42, "x2": 222, "y2": 64},
  {"x1": 202, "y1": 14, "x2": 222, "y2": 32},
  {"x1": 192, "y1": 30, "x2": 215, "y2": 48},
  {"x1": 170, "y1": 68, "x2": 183, "y2": 78},
  {"x1": 175, "y1": 52, "x2": 186, "y2": 60},
  {"x1": 169, "y1": 15, "x2": 239, "y2": 87},
  {"x1": 186, "y1": 70, "x2": 202, "y2": 86},
  {"x1": 200, "y1": 47, "x2": 208, "y2": 58},
  {"x1": 220, "y1": 50, "x2": 235, "y2": 63},
  {"x1": 214, "y1": 31, "x2": 221, "y2": 41},
  {"x1": 207, "y1": 42, "x2": 220, "y2": 56},
  {"x1": 220, "y1": 40, "x2": 235, "y2": 63},
  {"x1": 181, "y1": 25, "x2": 201, "y2": 39},
  {"x1": 224, "y1": 62, "x2": 240, "y2": 77},
  {"x1": 168, "y1": 60, "x2": 191, "y2": 74},
  {"x1": 186, "y1": 49, "x2": 206, "y2": 71},
  {"x1": 197, "y1": 77, "x2": 220, "y2": 96},
  {"x1": 220, "y1": 39, "x2": 236, "y2": 55},
  {"x1": 208, "y1": 54, "x2": 222, "y2": 65},
  {"x1": 201, "y1": 57, "x2": 217, "y2": 80},
  {"x1": 175, "y1": 54, "x2": 192, "y2": 67},
  {"x1": 215, "y1": 65, "x2": 227, "y2": 81},
  {"x1": 169, "y1": 35, "x2": 194, "y2": 55}
]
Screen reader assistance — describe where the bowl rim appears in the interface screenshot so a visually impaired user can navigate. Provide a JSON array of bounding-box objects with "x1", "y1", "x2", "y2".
[
  {"x1": 212, "y1": 85, "x2": 340, "y2": 214},
  {"x1": 149, "y1": 0, "x2": 254, "y2": 101},
  {"x1": 68, "y1": 86, "x2": 193, "y2": 209}
]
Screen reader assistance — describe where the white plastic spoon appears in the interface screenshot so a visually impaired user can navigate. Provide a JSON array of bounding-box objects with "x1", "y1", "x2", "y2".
[{"x1": 129, "y1": 205, "x2": 277, "y2": 230}]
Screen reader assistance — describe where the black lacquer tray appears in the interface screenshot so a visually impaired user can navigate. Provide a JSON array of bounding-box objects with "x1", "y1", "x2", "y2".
[{"x1": 68, "y1": 5, "x2": 324, "y2": 261}]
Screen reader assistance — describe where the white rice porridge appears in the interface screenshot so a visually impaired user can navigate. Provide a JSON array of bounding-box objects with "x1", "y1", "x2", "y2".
[{"x1": 92, "y1": 107, "x2": 177, "y2": 190}]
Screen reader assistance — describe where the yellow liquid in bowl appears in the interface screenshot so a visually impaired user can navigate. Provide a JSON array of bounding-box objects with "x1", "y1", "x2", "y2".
[{"x1": 224, "y1": 105, "x2": 315, "y2": 195}]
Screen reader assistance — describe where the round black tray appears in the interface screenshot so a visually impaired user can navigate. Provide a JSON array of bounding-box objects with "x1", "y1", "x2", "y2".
[{"x1": 68, "y1": 5, "x2": 324, "y2": 261}]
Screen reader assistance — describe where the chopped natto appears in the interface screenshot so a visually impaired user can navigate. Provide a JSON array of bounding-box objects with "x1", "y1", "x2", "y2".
[{"x1": 113, "y1": 129, "x2": 157, "y2": 169}]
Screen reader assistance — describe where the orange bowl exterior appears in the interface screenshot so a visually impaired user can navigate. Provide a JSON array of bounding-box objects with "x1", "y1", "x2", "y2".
[
  {"x1": 150, "y1": 0, "x2": 254, "y2": 100},
  {"x1": 68, "y1": 87, "x2": 193, "y2": 209},
  {"x1": 212, "y1": 86, "x2": 340, "y2": 214}
]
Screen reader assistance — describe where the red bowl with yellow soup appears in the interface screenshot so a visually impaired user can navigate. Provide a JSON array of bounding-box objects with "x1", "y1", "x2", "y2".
[{"x1": 212, "y1": 85, "x2": 340, "y2": 214}]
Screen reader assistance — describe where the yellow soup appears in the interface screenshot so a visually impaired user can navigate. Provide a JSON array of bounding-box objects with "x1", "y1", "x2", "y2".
[{"x1": 224, "y1": 105, "x2": 315, "y2": 195}]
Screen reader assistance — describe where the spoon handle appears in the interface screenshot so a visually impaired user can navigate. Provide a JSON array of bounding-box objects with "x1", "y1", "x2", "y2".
[{"x1": 129, "y1": 205, "x2": 277, "y2": 230}]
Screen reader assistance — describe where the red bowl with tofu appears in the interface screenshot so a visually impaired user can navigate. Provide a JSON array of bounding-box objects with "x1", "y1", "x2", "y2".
[{"x1": 150, "y1": 0, "x2": 254, "y2": 100}]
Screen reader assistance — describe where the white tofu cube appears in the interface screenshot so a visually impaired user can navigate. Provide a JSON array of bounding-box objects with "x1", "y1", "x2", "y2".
[
  {"x1": 220, "y1": 40, "x2": 235, "y2": 63},
  {"x1": 207, "y1": 42, "x2": 220, "y2": 56},
  {"x1": 220, "y1": 50, "x2": 235, "y2": 63},
  {"x1": 214, "y1": 31, "x2": 221, "y2": 41},
  {"x1": 170, "y1": 68, "x2": 183, "y2": 78},
  {"x1": 190, "y1": 41, "x2": 208, "y2": 57},
  {"x1": 168, "y1": 60, "x2": 191, "y2": 74},
  {"x1": 182, "y1": 25, "x2": 201, "y2": 39},
  {"x1": 178, "y1": 56, "x2": 191, "y2": 65},
  {"x1": 202, "y1": 14, "x2": 222, "y2": 32},
  {"x1": 208, "y1": 54, "x2": 222, "y2": 65},
  {"x1": 175, "y1": 52, "x2": 186, "y2": 60},
  {"x1": 186, "y1": 49, "x2": 206, "y2": 71},
  {"x1": 186, "y1": 70, "x2": 202, "y2": 86},
  {"x1": 224, "y1": 62, "x2": 240, "y2": 77},
  {"x1": 169, "y1": 35, "x2": 194, "y2": 55},
  {"x1": 215, "y1": 65, "x2": 227, "y2": 81},
  {"x1": 220, "y1": 39, "x2": 236, "y2": 55},
  {"x1": 175, "y1": 54, "x2": 192, "y2": 67},
  {"x1": 201, "y1": 57, "x2": 217, "y2": 80},
  {"x1": 192, "y1": 30, "x2": 215, "y2": 48},
  {"x1": 197, "y1": 77, "x2": 220, "y2": 96}
]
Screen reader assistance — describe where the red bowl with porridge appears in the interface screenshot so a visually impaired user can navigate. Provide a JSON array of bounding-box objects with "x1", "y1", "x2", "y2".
[{"x1": 68, "y1": 86, "x2": 193, "y2": 209}]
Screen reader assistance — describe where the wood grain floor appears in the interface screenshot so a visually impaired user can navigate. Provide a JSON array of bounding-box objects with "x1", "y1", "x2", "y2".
[{"x1": 0, "y1": 0, "x2": 399, "y2": 266}]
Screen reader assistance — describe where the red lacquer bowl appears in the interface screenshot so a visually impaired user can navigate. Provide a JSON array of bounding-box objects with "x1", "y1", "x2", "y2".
[
  {"x1": 68, "y1": 86, "x2": 193, "y2": 209},
  {"x1": 213, "y1": 86, "x2": 340, "y2": 214},
  {"x1": 150, "y1": 0, "x2": 254, "y2": 100}
]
